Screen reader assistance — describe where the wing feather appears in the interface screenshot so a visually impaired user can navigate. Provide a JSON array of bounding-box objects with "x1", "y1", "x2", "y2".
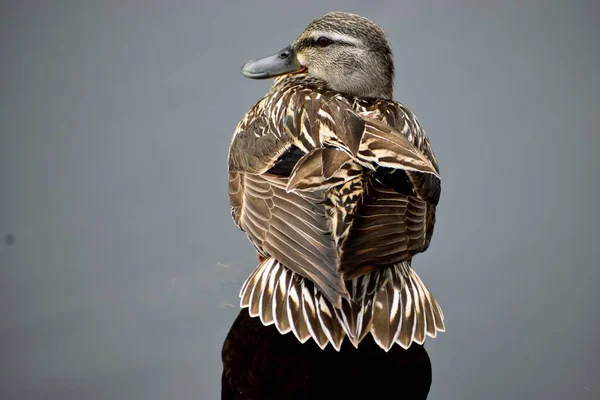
[{"x1": 229, "y1": 81, "x2": 441, "y2": 315}]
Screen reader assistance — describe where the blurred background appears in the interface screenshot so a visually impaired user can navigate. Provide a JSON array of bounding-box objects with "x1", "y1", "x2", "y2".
[{"x1": 1, "y1": 1, "x2": 598, "y2": 399}]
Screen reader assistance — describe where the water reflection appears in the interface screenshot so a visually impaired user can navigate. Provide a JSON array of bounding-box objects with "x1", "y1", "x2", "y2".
[{"x1": 222, "y1": 309, "x2": 432, "y2": 399}]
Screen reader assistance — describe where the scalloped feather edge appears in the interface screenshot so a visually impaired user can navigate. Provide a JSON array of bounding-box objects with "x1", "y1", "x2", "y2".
[{"x1": 239, "y1": 257, "x2": 445, "y2": 352}]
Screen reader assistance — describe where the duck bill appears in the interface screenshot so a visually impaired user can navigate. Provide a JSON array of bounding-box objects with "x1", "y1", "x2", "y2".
[{"x1": 241, "y1": 44, "x2": 305, "y2": 79}]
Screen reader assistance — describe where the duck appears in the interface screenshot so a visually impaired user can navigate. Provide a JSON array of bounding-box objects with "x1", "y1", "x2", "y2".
[{"x1": 228, "y1": 11, "x2": 444, "y2": 352}]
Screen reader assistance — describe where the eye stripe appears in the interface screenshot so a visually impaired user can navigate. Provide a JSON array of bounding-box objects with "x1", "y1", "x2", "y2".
[
  {"x1": 308, "y1": 31, "x2": 363, "y2": 46},
  {"x1": 297, "y1": 38, "x2": 313, "y2": 48}
]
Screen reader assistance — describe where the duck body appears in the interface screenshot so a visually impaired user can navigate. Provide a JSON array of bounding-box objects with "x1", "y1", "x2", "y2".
[{"x1": 228, "y1": 12, "x2": 444, "y2": 352}]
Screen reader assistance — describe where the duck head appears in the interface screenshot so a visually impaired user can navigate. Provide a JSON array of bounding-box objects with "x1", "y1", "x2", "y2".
[{"x1": 241, "y1": 12, "x2": 395, "y2": 100}]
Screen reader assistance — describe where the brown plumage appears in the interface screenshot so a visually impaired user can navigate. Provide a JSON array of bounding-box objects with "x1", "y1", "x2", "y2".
[{"x1": 229, "y1": 12, "x2": 444, "y2": 351}]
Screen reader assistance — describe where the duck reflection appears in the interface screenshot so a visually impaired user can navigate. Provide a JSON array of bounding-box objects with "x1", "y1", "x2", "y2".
[{"x1": 222, "y1": 309, "x2": 432, "y2": 400}]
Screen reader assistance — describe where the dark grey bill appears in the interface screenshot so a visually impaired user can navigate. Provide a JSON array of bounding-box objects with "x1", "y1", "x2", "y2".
[{"x1": 241, "y1": 44, "x2": 304, "y2": 79}]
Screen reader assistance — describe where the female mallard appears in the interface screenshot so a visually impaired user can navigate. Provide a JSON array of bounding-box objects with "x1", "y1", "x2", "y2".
[{"x1": 228, "y1": 11, "x2": 444, "y2": 352}]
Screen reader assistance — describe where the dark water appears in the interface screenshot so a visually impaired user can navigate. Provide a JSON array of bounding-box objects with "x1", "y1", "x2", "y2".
[
  {"x1": 1, "y1": 1, "x2": 599, "y2": 399},
  {"x1": 222, "y1": 310, "x2": 432, "y2": 399}
]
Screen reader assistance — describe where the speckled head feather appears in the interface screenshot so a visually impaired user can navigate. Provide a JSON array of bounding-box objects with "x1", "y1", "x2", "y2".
[{"x1": 294, "y1": 12, "x2": 395, "y2": 99}]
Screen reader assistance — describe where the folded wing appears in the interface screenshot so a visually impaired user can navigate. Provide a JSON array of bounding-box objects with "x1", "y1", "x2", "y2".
[{"x1": 228, "y1": 86, "x2": 441, "y2": 306}]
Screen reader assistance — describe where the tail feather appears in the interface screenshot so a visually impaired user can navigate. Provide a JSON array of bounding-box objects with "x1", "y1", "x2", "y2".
[
  {"x1": 397, "y1": 270, "x2": 417, "y2": 349},
  {"x1": 249, "y1": 260, "x2": 271, "y2": 318},
  {"x1": 240, "y1": 261, "x2": 264, "y2": 309},
  {"x1": 300, "y1": 281, "x2": 329, "y2": 349},
  {"x1": 239, "y1": 257, "x2": 444, "y2": 351},
  {"x1": 337, "y1": 295, "x2": 373, "y2": 348},
  {"x1": 410, "y1": 266, "x2": 445, "y2": 336},
  {"x1": 371, "y1": 267, "x2": 403, "y2": 351},
  {"x1": 273, "y1": 266, "x2": 292, "y2": 334},
  {"x1": 411, "y1": 267, "x2": 436, "y2": 337},
  {"x1": 407, "y1": 263, "x2": 426, "y2": 345},
  {"x1": 336, "y1": 270, "x2": 384, "y2": 347},
  {"x1": 286, "y1": 276, "x2": 312, "y2": 343},
  {"x1": 434, "y1": 299, "x2": 445, "y2": 332},
  {"x1": 315, "y1": 292, "x2": 345, "y2": 351},
  {"x1": 258, "y1": 259, "x2": 282, "y2": 325}
]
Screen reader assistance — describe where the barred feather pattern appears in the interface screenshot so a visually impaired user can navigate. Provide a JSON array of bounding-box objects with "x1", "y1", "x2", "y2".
[{"x1": 240, "y1": 257, "x2": 445, "y2": 352}]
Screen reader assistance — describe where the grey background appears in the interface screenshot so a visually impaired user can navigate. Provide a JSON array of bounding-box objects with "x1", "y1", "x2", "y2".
[{"x1": 1, "y1": 1, "x2": 598, "y2": 399}]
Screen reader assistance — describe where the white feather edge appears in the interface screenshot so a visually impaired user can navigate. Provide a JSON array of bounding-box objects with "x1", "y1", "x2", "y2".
[{"x1": 239, "y1": 257, "x2": 444, "y2": 352}]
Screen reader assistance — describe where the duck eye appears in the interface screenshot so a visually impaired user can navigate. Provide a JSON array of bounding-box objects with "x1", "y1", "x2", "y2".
[{"x1": 316, "y1": 36, "x2": 333, "y2": 46}]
